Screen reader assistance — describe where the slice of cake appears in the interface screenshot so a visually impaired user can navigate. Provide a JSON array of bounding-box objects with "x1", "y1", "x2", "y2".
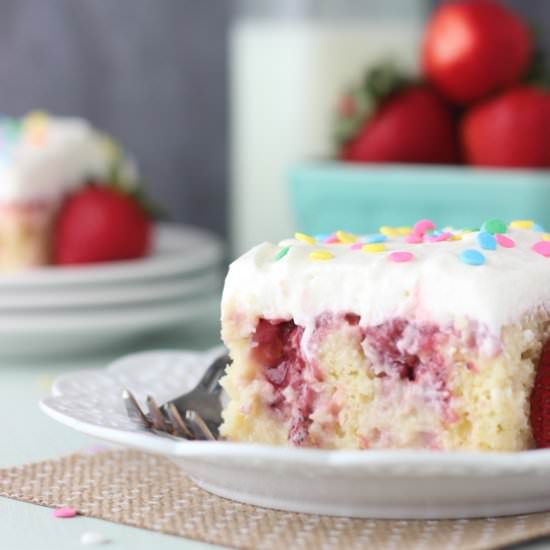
[
  {"x1": 0, "y1": 112, "x2": 139, "y2": 270},
  {"x1": 220, "y1": 219, "x2": 550, "y2": 451}
]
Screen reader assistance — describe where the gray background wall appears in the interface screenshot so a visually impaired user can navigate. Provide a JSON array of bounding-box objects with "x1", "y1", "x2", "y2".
[{"x1": 0, "y1": 0, "x2": 547, "y2": 240}]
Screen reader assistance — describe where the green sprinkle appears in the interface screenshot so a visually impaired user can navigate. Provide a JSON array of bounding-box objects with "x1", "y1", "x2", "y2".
[
  {"x1": 483, "y1": 218, "x2": 507, "y2": 235},
  {"x1": 274, "y1": 246, "x2": 290, "y2": 261}
]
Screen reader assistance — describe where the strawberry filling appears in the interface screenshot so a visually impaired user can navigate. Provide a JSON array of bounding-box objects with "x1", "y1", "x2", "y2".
[{"x1": 251, "y1": 314, "x2": 454, "y2": 447}]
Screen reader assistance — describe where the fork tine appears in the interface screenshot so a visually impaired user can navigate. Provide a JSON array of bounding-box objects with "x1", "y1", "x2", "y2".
[
  {"x1": 185, "y1": 410, "x2": 217, "y2": 441},
  {"x1": 122, "y1": 389, "x2": 152, "y2": 428},
  {"x1": 146, "y1": 395, "x2": 172, "y2": 433},
  {"x1": 165, "y1": 403, "x2": 194, "y2": 439}
]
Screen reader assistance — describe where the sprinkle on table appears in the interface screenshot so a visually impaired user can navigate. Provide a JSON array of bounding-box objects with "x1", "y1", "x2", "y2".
[
  {"x1": 80, "y1": 531, "x2": 109, "y2": 545},
  {"x1": 336, "y1": 230, "x2": 357, "y2": 244},
  {"x1": 309, "y1": 249, "x2": 334, "y2": 261},
  {"x1": 362, "y1": 243, "x2": 386, "y2": 253},
  {"x1": 460, "y1": 249, "x2": 486, "y2": 266},
  {"x1": 427, "y1": 231, "x2": 452, "y2": 243},
  {"x1": 532, "y1": 241, "x2": 550, "y2": 257},
  {"x1": 396, "y1": 226, "x2": 412, "y2": 236},
  {"x1": 413, "y1": 219, "x2": 435, "y2": 236},
  {"x1": 482, "y1": 218, "x2": 507, "y2": 235},
  {"x1": 534, "y1": 223, "x2": 545, "y2": 232},
  {"x1": 477, "y1": 231, "x2": 497, "y2": 250},
  {"x1": 510, "y1": 219, "x2": 534, "y2": 230},
  {"x1": 388, "y1": 251, "x2": 414, "y2": 263},
  {"x1": 294, "y1": 232, "x2": 316, "y2": 245},
  {"x1": 495, "y1": 234, "x2": 515, "y2": 248},
  {"x1": 274, "y1": 246, "x2": 290, "y2": 261},
  {"x1": 350, "y1": 242, "x2": 363, "y2": 250},
  {"x1": 543, "y1": 233, "x2": 550, "y2": 241},
  {"x1": 53, "y1": 506, "x2": 78, "y2": 518}
]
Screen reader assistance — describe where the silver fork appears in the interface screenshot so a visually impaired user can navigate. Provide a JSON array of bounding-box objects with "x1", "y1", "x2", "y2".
[{"x1": 122, "y1": 351, "x2": 228, "y2": 441}]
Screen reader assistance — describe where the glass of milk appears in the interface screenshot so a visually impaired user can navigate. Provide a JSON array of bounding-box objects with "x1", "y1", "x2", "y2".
[{"x1": 229, "y1": 0, "x2": 429, "y2": 256}]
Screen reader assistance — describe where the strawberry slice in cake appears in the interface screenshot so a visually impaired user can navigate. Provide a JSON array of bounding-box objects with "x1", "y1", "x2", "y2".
[{"x1": 220, "y1": 219, "x2": 550, "y2": 451}]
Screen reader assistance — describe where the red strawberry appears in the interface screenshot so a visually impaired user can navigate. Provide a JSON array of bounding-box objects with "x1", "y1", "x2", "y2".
[
  {"x1": 339, "y1": 85, "x2": 459, "y2": 164},
  {"x1": 461, "y1": 86, "x2": 550, "y2": 168},
  {"x1": 54, "y1": 184, "x2": 152, "y2": 265},
  {"x1": 530, "y1": 339, "x2": 550, "y2": 448},
  {"x1": 423, "y1": 0, "x2": 532, "y2": 104}
]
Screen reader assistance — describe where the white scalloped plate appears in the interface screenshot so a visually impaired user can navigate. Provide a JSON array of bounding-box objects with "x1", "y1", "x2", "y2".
[{"x1": 40, "y1": 349, "x2": 550, "y2": 519}]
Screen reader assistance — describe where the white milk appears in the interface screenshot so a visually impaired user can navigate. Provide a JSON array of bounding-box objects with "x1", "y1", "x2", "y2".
[{"x1": 229, "y1": 19, "x2": 422, "y2": 256}]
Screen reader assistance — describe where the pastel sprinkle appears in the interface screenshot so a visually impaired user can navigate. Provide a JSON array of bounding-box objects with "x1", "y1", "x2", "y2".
[
  {"x1": 314, "y1": 234, "x2": 329, "y2": 242},
  {"x1": 336, "y1": 230, "x2": 357, "y2": 244},
  {"x1": 495, "y1": 234, "x2": 515, "y2": 248},
  {"x1": 388, "y1": 251, "x2": 414, "y2": 263},
  {"x1": 482, "y1": 218, "x2": 507, "y2": 234},
  {"x1": 510, "y1": 219, "x2": 534, "y2": 230},
  {"x1": 309, "y1": 250, "x2": 334, "y2": 261},
  {"x1": 396, "y1": 226, "x2": 412, "y2": 236},
  {"x1": 274, "y1": 246, "x2": 290, "y2": 261},
  {"x1": 294, "y1": 232, "x2": 316, "y2": 245},
  {"x1": 450, "y1": 234, "x2": 462, "y2": 241},
  {"x1": 534, "y1": 223, "x2": 545, "y2": 232},
  {"x1": 365, "y1": 234, "x2": 387, "y2": 244},
  {"x1": 460, "y1": 249, "x2": 485, "y2": 266},
  {"x1": 324, "y1": 235, "x2": 339, "y2": 244},
  {"x1": 405, "y1": 233, "x2": 423, "y2": 244},
  {"x1": 80, "y1": 531, "x2": 109, "y2": 545},
  {"x1": 379, "y1": 226, "x2": 401, "y2": 237},
  {"x1": 477, "y1": 231, "x2": 497, "y2": 250},
  {"x1": 413, "y1": 219, "x2": 435, "y2": 236},
  {"x1": 532, "y1": 241, "x2": 550, "y2": 257},
  {"x1": 543, "y1": 233, "x2": 550, "y2": 241},
  {"x1": 362, "y1": 243, "x2": 386, "y2": 253},
  {"x1": 350, "y1": 242, "x2": 363, "y2": 250},
  {"x1": 54, "y1": 507, "x2": 78, "y2": 518},
  {"x1": 427, "y1": 231, "x2": 452, "y2": 243}
]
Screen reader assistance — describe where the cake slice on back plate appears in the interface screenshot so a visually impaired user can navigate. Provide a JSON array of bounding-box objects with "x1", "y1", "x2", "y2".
[{"x1": 220, "y1": 219, "x2": 550, "y2": 451}]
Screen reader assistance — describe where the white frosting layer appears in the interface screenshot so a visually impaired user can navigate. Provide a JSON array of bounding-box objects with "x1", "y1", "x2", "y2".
[
  {"x1": 222, "y1": 228, "x2": 550, "y2": 336},
  {"x1": 0, "y1": 115, "x2": 132, "y2": 203}
]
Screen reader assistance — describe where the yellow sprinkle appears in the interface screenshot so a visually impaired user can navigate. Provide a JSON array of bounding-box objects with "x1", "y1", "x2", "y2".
[
  {"x1": 309, "y1": 249, "x2": 334, "y2": 261},
  {"x1": 362, "y1": 243, "x2": 386, "y2": 253},
  {"x1": 23, "y1": 110, "x2": 50, "y2": 127},
  {"x1": 396, "y1": 226, "x2": 412, "y2": 236},
  {"x1": 379, "y1": 226, "x2": 400, "y2": 237},
  {"x1": 336, "y1": 230, "x2": 357, "y2": 244},
  {"x1": 294, "y1": 232, "x2": 316, "y2": 245},
  {"x1": 450, "y1": 234, "x2": 462, "y2": 241},
  {"x1": 510, "y1": 219, "x2": 534, "y2": 230},
  {"x1": 543, "y1": 233, "x2": 550, "y2": 241}
]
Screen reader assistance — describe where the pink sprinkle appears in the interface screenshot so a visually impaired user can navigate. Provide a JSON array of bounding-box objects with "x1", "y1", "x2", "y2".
[
  {"x1": 324, "y1": 235, "x2": 338, "y2": 244},
  {"x1": 532, "y1": 241, "x2": 550, "y2": 257},
  {"x1": 389, "y1": 251, "x2": 414, "y2": 263},
  {"x1": 53, "y1": 507, "x2": 78, "y2": 518},
  {"x1": 426, "y1": 231, "x2": 452, "y2": 243},
  {"x1": 350, "y1": 242, "x2": 362, "y2": 250},
  {"x1": 496, "y1": 234, "x2": 515, "y2": 248},
  {"x1": 405, "y1": 233, "x2": 423, "y2": 244},
  {"x1": 413, "y1": 219, "x2": 435, "y2": 236}
]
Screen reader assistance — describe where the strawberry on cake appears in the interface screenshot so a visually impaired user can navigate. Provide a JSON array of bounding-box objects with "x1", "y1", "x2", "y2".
[
  {"x1": 220, "y1": 219, "x2": 550, "y2": 451},
  {"x1": 0, "y1": 112, "x2": 150, "y2": 270}
]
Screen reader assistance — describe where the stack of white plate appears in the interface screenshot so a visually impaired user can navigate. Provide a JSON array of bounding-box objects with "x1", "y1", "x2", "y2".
[{"x1": 0, "y1": 223, "x2": 224, "y2": 357}]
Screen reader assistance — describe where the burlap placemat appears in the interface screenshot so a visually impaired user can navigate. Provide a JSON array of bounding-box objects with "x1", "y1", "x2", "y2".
[{"x1": 1, "y1": 449, "x2": 550, "y2": 550}]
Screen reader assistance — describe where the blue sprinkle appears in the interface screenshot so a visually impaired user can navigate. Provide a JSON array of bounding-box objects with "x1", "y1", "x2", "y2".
[
  {"x1": 534, "y1": 223, "x2": 545, "y2": 232},
  {"x1": 477, "y1": 231, "x2": 496, "y2": 250},
  {"x1": 364, "y1": 234, "x2": 387, "y2": 244},
  {"x1": 460, "y1": 249, "x2": 486, "y2": 266},
  {"x1": 314, "y1": 234, "x2": 330, "y2": 242}
]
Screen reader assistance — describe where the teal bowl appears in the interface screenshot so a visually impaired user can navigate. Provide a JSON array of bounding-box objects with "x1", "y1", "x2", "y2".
[{"x1": 289, "y1": 162, "x2": 550, "y2": 234}]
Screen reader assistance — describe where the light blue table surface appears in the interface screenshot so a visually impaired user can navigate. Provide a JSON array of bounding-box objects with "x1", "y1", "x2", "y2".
[
  {"x1": 0, "y1": 301, "x2": 224, "y2": 550},
  {"x1": 1, "y1": 300, "x2": 550, "y2": 550}
]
